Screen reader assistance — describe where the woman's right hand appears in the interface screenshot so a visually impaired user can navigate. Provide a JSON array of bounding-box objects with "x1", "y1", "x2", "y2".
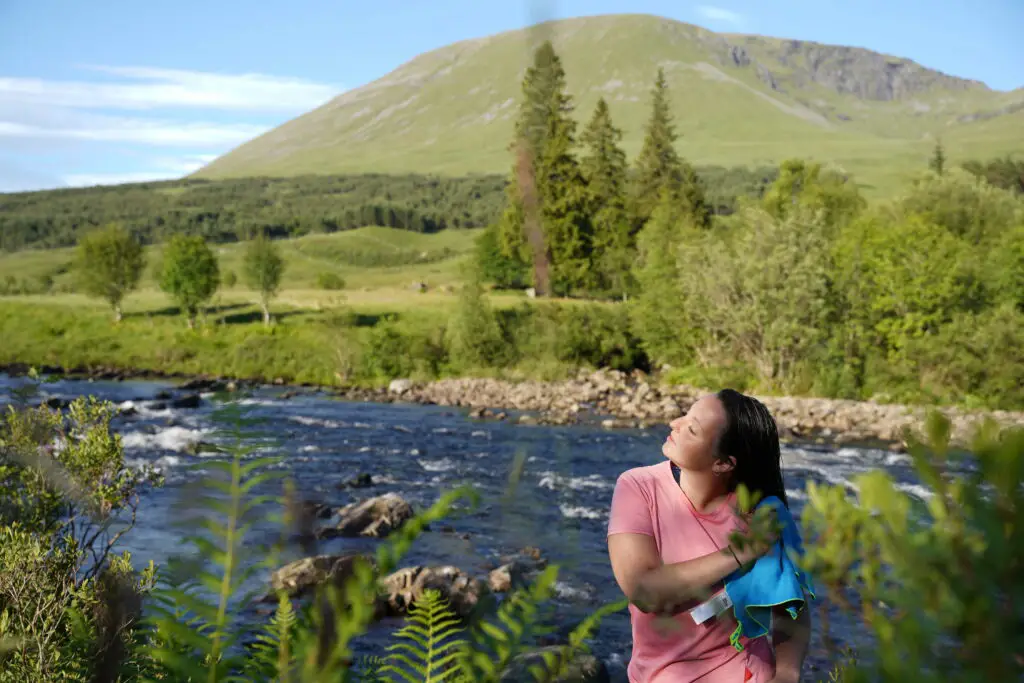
[{"x1": 730, "y1": 507, "x2": 781, "y2": 565}]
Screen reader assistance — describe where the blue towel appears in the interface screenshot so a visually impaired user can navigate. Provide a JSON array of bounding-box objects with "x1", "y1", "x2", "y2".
[{"x1": 722, "y1": 496, "x2": 815, "y2": 651}]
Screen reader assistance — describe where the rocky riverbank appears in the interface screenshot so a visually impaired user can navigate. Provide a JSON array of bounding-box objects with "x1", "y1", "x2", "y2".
[
  {"x1": 5, "y1": 363, "x2": 1022, "y2": 449},
  {"x1": 347, "y1": 370, "x2": 1024, "y2": 450}
]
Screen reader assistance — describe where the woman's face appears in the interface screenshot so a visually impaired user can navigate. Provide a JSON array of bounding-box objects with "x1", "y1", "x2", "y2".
[{"x1": 662, "y1": 394, "x2": 728, "y2": 473}]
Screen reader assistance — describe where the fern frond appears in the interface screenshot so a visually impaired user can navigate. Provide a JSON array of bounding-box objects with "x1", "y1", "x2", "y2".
[
  {"x1": 140, "y1": 405, "x2": 290, "y2": 683},
  {"x1": 526, "y1": 598, "x2": 627, "y2": 682},
  {"x1": 293, "y1": 486, "x2": 478, "y2": 682},
  {"x1": 379, "y1": 589, "x2": 467, "y2": 683},
  {"x1": 243, "y1": 591, "x2": 299, "y2": 681},
  {"x1": 456, "y1": 564, "x2": 561, "y2": 683}
]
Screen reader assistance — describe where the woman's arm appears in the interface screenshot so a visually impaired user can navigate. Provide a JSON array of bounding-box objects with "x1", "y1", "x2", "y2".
[
  {"x1": 608, "y1": 532, "x2": 760, "y2": 614},
  {"x1": 771, "y1": 604, "x2": 812, "y2": 683}
]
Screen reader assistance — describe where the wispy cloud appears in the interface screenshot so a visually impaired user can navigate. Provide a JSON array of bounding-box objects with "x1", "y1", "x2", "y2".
[
  {"x1": 0, "y1": 66, "x2": 341, "y2": 190},
  {"x1": 0, "y1": 67, "x2": 340, "y2": 112},
  {"x1": 0, "y1": 117, "x2": 268, "y2": 147},
  {"x1": 696, "y1": 5, "x2": 745, "y2": 27}
]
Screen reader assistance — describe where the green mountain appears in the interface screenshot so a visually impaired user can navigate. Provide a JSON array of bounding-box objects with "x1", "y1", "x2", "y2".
[{"x1": 196, "y1": 13, "x2": 1024, "y2": 194}]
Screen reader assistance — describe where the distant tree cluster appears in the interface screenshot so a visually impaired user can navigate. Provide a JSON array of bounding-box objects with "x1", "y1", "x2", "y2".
[
  {"x1": 73, "y1": 227, "x2": 285, "y2": 328},
  {"x1": 0, "y1": 165, "x2": 778, "y2": 254},
  {"x1": 0, "y1": 174, "x2": 508, "y2": 252},
  {"x1": 481, "y1": 42, "x2": 742, "y2": 299}
]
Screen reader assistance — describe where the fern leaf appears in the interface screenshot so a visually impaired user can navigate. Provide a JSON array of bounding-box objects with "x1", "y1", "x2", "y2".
[{"x1": 379, "y1": 589, "x2": 467, "y2": 683}]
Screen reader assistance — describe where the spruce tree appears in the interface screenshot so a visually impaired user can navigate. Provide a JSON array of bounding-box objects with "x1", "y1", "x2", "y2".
[
  {"x1": 581, "y1": 97, "x2": 633, "y2": 298},
  {"x1": 631, "y1": 68, "x2": 710, "y2": 232},
  {"x1": 929, "y1": 138, "x2": 947, "y2": 176},
  {"x1": 536, "y1": 87, "x2": 593, "y2": 296},
  {"x1": 494, "y1": 40, "x2": 591, "y2": 296},
  {"x1": 493, "y1": 41, "x2": 567, "y2": 294}
]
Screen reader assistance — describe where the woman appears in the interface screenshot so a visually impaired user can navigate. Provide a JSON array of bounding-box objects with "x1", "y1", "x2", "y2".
[{"x1": 607, "y1": 389, "x2": 811, "y2": 683}]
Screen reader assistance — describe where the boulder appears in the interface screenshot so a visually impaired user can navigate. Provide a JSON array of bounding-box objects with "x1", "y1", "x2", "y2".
[
  {"x1": 271, "y1": 552, "x2": 373, "y2": 598},
  {"x1": 389, "y1": 378, "x2": 413, "y2": 395},
  {"x1": 318, "y1": 493, "x2": 415, "y2": 539},
  {"x1": 487, "y1": 548, "x2": 548, "y2": 593},
  {"x1": 337, "y1": 472, "x2": 374, "y2": 489},
  {"x1": 380, "y1": 565, "x2": 490, "y2": 619},
  {"x1": 169, "y1": 393, "x2": 201, "y2": 409}
]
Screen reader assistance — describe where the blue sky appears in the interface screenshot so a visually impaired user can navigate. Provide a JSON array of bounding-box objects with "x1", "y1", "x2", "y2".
[{"x1": 1, "y1": 0, "x2": 1021, "y2": 192}]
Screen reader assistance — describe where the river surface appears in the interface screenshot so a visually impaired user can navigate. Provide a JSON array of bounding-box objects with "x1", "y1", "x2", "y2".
[{"x1": 1, "y1": 373, "x2": 929, "y2": 679}]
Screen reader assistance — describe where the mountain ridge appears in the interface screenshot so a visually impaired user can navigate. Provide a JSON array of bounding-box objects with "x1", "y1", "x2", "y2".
[{"x1": 195, "y1": 13, "x2": 1024, "y2": 193}]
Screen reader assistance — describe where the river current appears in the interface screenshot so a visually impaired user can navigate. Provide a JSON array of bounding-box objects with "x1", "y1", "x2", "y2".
[{"x1": 1, "y1": 373, "x2": 927, "y2": 679}]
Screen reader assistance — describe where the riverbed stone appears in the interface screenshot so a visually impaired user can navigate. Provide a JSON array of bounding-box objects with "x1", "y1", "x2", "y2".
[
  {"x1": 318, "y1": 492, "x2": 414, "y2": 539},
  {"x1": 379, "y1": 565, "x2": 490, "y2": 619},
  {"x1": 388, "y1": 378, "x2": 413, "y2": 395},
  {"x1": 270, "y1": 553, "x2": 373, "y2": 598}
]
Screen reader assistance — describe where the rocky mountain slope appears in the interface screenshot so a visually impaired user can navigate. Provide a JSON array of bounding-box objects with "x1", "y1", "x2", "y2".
[{"x1": 196, "y1": 13, "x2": 1024, "y2": 193}]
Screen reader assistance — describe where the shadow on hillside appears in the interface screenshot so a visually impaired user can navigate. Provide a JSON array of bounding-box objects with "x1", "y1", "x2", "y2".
[
  {"x1": 218, "y1": 309, "x2": 304, "y2": 325},
  {"x1": 123, "y1": 303, "x2": 249, "y2": 320}
]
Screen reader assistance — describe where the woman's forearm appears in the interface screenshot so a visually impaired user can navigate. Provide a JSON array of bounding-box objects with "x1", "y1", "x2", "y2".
[
  {"x1": 773, "y1": 606, "x2": 812, "y2": 682},
  {"x1": 631, "y1": 546, "x2": 746, "y2": 614}
]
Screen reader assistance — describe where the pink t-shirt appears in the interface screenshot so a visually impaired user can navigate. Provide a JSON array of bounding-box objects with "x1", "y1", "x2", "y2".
[{"x1": 608, "y1": 461, "x2": 775, "y2": 683}]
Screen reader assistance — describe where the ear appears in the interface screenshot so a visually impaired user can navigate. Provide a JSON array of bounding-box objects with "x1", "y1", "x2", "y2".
[{"x1": 713, "y1": 455, "x2": 737, "y2": 477}]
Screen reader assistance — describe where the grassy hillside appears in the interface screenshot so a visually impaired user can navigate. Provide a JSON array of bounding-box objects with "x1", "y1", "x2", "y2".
[{"x1": 196, "y1": 13, "x2": 1024, "y2": 195}]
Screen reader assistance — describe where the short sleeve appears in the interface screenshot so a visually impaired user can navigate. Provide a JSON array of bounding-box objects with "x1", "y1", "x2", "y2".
[{"x1": 607, "y1": 471, "x2": 655, "y2": 537}]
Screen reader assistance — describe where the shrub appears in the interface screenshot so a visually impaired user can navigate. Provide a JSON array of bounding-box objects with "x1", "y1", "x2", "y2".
[
  {"x1": 317, "y1": 271, "x2": 346, "y2": 290},
  {"x1": 800, "y1": 413, "x2": 1024, "y2": 682}
]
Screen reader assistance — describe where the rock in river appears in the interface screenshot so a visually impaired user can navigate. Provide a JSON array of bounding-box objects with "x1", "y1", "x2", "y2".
[
  {"x1": 270, "y1": 552, "x2": 374, "y2": 599},
  {"x1": 379, "y1": 565, "x2": 490, "y2": 620},
  {"x1": 318, "y1": 492, "x2": 415, "y2": 539}
]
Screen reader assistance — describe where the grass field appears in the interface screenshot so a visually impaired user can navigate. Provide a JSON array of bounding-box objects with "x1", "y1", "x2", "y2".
[
  {"x1": 0, "y1": 226, "x2": 486, "y2": 295},
  {"x1": 0, "y1": 225, "x2": 562, "y2": 385}
]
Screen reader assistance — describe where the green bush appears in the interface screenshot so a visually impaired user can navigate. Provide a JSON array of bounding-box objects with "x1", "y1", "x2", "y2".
[
  {"x1": 801, "y1": 413, "x2": 1024, "y2": 682},
  {"x1": 0, "y1": 385, "x2": 161, "y2": 680},
  {"x1": 317, "y1": 271, "x2": 347, "y2": 290}
]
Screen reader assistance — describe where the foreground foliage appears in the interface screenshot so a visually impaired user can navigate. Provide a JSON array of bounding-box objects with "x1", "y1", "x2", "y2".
[
  {"x1": 802, "y1": 414, "x2": 1024, "y2": 682},
  {"x1": 0, "y1": 376, "x2": 1020, "y2": 682}
]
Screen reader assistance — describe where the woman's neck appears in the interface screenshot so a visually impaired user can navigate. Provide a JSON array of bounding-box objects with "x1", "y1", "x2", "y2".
[{"x1": 674, "y1": 465, "x2": 731, "y2": 514}]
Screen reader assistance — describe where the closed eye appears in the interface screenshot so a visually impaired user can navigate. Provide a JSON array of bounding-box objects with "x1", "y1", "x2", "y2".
[{"x1": 688, "y1": 425, "x2": 696, "y2": 436}]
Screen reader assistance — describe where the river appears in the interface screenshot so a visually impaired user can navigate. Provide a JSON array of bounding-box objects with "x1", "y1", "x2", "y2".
[{"x1": 1, "y1": 373, "x2": 925, "y2": 680}]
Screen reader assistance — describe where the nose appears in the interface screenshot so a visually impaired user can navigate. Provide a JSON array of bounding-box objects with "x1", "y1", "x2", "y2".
[{"x1": 669, "y1": 417, "x2": 684, "y2": 429}]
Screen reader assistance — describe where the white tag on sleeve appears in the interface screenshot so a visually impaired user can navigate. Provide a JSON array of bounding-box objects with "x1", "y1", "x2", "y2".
[{"x1": 688, "y1": 591, "x2": 733, "y2": 625}]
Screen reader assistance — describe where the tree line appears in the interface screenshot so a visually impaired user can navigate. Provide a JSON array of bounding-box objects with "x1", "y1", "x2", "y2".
[
  {"x1": 76, "y1": 225, "x2": 284, "y2": 327},
  {"x1": 0, "y1": 166, "x2": 780, "y2": 253},
  {"x1": 469, "y1": 41, "x2": 1023, "y2": 408}
]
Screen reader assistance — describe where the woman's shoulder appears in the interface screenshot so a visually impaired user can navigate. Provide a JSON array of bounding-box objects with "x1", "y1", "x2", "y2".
[{"x1": 615, "y1": 461, "x2": 670, "y2": 490}]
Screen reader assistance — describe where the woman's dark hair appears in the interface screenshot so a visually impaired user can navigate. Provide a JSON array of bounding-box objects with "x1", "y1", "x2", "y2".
[{"x1": 715, "y1": 388, "x2": 788, "y2": 508}]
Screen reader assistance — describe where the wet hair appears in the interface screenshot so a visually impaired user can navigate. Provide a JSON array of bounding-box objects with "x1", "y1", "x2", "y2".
[{"x1": 714, "y1": 388, "x2": 788, "y2": 508}]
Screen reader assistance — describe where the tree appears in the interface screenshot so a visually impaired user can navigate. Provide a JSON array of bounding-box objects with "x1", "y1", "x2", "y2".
[
  {"x1": 581, "y1": 98, "x2": 634, "y2": 298},
  {"x1": 535, "y1": 87, "x2": 594, "y2": 296},
  {"x1": 496, "y1": 40, "x2": 573, "y2": 297},
  {"x1": 929, "y1": 138, "x2": 946, "y2": 175},
  {"x1": 761, "y1": 159, "x2": 865, "y2": 231},
  {"x1": 631, "y1": 68, "x2": 710, "y2": 232},
  {"x1": 629, "y1": 189, "x2": 692, "y2": 366},
  {"x1": 158, "y1": 234, "x2": 220, "y2": 328},
  {"x1": 447, "y1": 262, "x2": 506, "y2": 368},
  {"x1": 242, "y1": 233, "x2": 285, "y2": 325},
  {"x1": 73, "y1": 224, "x2": 145, "y2": 323}
]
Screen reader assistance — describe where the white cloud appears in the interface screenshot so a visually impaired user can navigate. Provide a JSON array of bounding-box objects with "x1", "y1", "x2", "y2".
[
  {"x1": 0, "y1": 117, "x2": 268, "y2": 146},
  {"x1": 62, "y1": 153, "x2": 223, "y2": 188},
  {"x1": 0, "y1": 65, "x2": 339, "y2": 190},
  {"x1": 696, "y1": 5, "x2": 745, "y2": 26},
  {"x1": 0, "y1": 67, "x2": 341, "y2": 112}
]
